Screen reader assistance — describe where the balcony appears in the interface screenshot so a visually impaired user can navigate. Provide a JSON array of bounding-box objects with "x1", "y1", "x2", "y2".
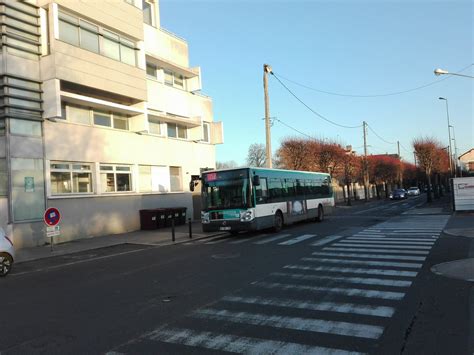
[
  {"x1": 144, "y1": 25, "x2": 189, "y2": 68},
  {"x1": 41, "y1": 41, "x2": 147, "y2": 101},
  {"x1": 146, "y1": 80, "x2": 213, "y2": 121}
]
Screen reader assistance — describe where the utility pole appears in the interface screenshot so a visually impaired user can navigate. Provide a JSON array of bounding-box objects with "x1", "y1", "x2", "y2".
[
  {"x1": 439, "y1": 97, "x2": 453, "y2": 177},
  {"x1": 413, "y1": 151, "x2": 417, "y2": 167},
  {"x1": 263, "y1": 64, "x2": 273, "y2": 168},
  {"x1": 363, "y1": 121, "x2": 369, "y2": 201}
]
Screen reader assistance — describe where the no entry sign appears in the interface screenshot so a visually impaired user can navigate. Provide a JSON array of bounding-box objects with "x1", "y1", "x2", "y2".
[{"x1": 44, "y1": 207, "x2": 61, "y2": 226}]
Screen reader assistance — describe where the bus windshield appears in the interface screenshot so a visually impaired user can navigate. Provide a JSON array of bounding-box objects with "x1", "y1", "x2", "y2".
[{"x1": 202, "y1": 170, "x2": 250, "y2": 210}]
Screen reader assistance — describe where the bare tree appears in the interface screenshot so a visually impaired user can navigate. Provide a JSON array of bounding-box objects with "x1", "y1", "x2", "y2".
[
  {"x1": 216, "y1": 160, "x2": 238, "y2": 169},
  {"x1": 413, "y1": 137, "x2": 445, "y2": 203},
  {"x1": 246, "y1": 143, "x2": 267, "y2": 167}
]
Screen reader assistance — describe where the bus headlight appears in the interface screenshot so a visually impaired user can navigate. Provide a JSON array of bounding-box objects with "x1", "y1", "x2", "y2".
[
  {"x1": 201, "y1": 211, "x2": 210, "y2": 224},
  {"x1": 240, "y1": 210, "x2": 254, "y2": 222}
]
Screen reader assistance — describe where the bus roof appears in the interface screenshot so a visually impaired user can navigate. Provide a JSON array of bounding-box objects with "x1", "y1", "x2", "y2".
[{"x1": 202, "y1": 167, "x2": 330, "y2": 177}]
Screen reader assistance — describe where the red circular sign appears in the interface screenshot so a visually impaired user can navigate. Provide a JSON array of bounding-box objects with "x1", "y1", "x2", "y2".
[{"x1": 44, "y1": 207, "x2": 61, "y2": 226}]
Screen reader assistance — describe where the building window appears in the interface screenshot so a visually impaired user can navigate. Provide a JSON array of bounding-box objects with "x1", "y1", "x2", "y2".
[
  {"x1": 162, "y1": 69, "x2": 186, "y2": 89},
  {"x1": 143, "y1": 0, "x2": 154, "y2": 26},
  {"x1": 100, "y1": 165, "x2": 132, "y2": 192},
  {"x1": 62, "y1": 103, "x2": 129, "y2": 131},
  {"x1": 94, "y1": 111, "x2": 111, "y2": 127},
  {"x1": 0, "y1": 119, "x2": 5, "y2": 135},
  {"x1": 169, "y1": 166, "x2": 182, "y2": 191},
  {"x1": 50, "y1": 162, "x2": 93, "y2": 195},
  {"x1": 146, "y1": 62, "x2": 157, "y2": 78},
  {"x1": 139, "y1": 165, "x2": 169, "y2": 192},
  {"x1": 164, "y1": 70, "x2": 173, "y2": 86},
  {"x1": 167, "y1": 123, "x2": 187, "y2": 139},
  {"x1": 58, "y1": 10, "x2": 137, "y2": 66},
  {"x1": 203, "y1": 122, "x2": 210, "y2": 143},
  {"x1": 148, "y1": 116, "x2": 162, "y2": 135},
  {"x1": 79, "y1": 20, "x2": 99, "y2": 53}
]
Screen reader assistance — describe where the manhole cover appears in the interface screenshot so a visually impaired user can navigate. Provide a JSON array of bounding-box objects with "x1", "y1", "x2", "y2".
[{"x1": 211, "y1": 253, "x2": 240, "y2": 259}]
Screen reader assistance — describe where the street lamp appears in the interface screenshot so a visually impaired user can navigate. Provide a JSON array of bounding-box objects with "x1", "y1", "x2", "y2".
[
  {"x1": 434, "y1": 68, "x2": 474, "y2": 79},
  {"x1": 438, "y1": 97, "x2": 454, "y2": 177}
]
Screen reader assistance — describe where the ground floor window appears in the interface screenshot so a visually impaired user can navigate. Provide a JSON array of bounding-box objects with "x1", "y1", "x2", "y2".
[
  {"x1": 0, "y1": 159, "x2": 6, "y2": 196},
  {"x1": 50, "y1": 162, "x2": 93, "y2": 195},
  {"x1": 169, "y1": 166, "x2": 182, "y2": 192},
  {"x1": 139, "y1": 165, "x2": 170, "y2": 192},
  {"x1": 100, "y1": 164, "x2": 132, "y2": 192}
]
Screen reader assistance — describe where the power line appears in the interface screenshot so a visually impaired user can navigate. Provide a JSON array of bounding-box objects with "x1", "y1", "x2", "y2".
[
  {"x1": 273, "y1": 118, "x2": 315, "y2": 140},
  {"x1": 400, "y1": 143, "x2": 411, "y2": 153},
  {"x1": 270, "y1": 72, "x2": 363, "y2": 129},
  {"x1": 274, "y1": 63, "x2": 473, "y2": 98},
  {"x1": 367, "y1": 123, "x2": 397, "y2": 145}
]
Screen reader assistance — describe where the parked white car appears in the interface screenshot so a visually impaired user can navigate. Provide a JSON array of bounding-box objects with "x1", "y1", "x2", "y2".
[
  {"x1": 407, "y1": 187, "x2": 421, "y2": 196},
  {"x1": 0, "y1": 227, "x2": 14, "y2": 277}
]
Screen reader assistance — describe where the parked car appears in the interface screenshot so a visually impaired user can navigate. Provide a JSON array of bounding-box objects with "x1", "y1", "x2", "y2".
[
  {"x1": 407, "y1": 187, "x2": 421, "y2": 196},
  {"x1": 389, "y1": 188, "x2": 408, "y2": 200},
  {"x1": 0, "y1": 227, "x2": 14, "y2": 277}
]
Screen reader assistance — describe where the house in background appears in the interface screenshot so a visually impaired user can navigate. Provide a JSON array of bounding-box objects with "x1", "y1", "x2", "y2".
[
  {"x1": 459, "y1": 148, "x2": 474, "y2": 175},
  {"x1": 0, "y1": 0, "x2": 223, "y2": 248}
]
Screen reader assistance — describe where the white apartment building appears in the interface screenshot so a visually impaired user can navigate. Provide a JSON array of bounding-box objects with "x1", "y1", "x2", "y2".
[{"x1": 0, "y1": 0, "x2": 223, "y2": 248}]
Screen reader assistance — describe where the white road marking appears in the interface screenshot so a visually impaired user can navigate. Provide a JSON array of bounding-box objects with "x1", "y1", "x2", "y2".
[
  {"x1": 145, "y1": 327, "x2": 364, "y2": 355},
  {"x1": 312, "y1": 251, "x2": 426, "y2": 261},
  {"x1": 332, "y1": 243, "x2": 432, "y2": 250},
  {"x1": 278, "y1": 234, "x2": 317, "y2": 246},
  {"x1": 271, "y1": 271, "x2": 412, "y2": 287},
  {"x1": 283, "y1": 264, "x2": 417, "y2": 277},
  {"x1": 324, "y1": 247, "x2": 429, "y2": 255},
  {"x1": 347, "y1": 237, "x2": 436, "y2": 242},
  {"x1": 340, "y1": 240, "x2": 435, "y2": 246},
  {"x1": 253, "y1": 233, "x2": 292, "y2": 245},
  {"x1": 205, "y1": 237, "x2": 232, "y2": 245},
  {"x1": 301, "y1": 257, "x2": 422, "y2": 269},
  {"x1": 222, "y1": 295, "x2": 396, "y2": 318},
  {"x1": 311, "y1": 235, "x2": 344, "y2": 246},
  {"x1": 193, "y1": 308, "x2": 385, "y2": 339},
  {"x1": 255, "y1": 281, "x2": 405, "y2": 300}
]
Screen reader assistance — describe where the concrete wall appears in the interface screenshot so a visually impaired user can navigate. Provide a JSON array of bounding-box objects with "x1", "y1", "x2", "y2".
[
  {"x1": 41, "y1": 42, "x2": 147, "y2": 101},
  {"x1": 147, "y1": 80, "x2": 213, "y2": 120}
]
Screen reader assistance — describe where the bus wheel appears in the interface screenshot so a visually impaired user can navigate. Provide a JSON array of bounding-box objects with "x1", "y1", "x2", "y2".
[
  {"x1": 316, "y1": 205, "x2": 324, "y2": 222},
  {"x1": 273, "y1": 212, "x2": 283, "y2": 232}
]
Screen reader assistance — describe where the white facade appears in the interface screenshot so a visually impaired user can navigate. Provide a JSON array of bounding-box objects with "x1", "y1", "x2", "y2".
[{"x1": 0, "y1": 0, "x2": 223, "y2": 248}]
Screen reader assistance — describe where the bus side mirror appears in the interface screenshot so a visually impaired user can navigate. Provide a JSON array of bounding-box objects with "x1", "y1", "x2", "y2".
[
  {"x1": 252, "y1": 175, "x2": 260, "y2": 186},
  {"x1": 189, "y1": 175, "x2": 200, "y2": 192}
]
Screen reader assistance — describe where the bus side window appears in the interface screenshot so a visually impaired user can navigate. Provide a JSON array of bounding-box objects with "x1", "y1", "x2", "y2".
[
  {"x1": 268, "y1": 178, "x2": 282, "y2": 202},
  {"x1": 255, "y1": 177, "x2": 268, "y2": 204},
  {"x1": 296, "y1": 179, "x2": 305, "y2": 198},
  {"x1": 321, "y1": 177, "x2": 330, "y2": 196}
]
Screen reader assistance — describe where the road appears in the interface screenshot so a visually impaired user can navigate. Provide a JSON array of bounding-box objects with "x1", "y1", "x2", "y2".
[{"x1": 0, "y1": 195, "x2": 471, "y2": 354}]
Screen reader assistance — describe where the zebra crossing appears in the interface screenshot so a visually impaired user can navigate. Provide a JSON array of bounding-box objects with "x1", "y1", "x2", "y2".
[{"x1": 109, "y1": 215, "x2": 450, "y2": 354}]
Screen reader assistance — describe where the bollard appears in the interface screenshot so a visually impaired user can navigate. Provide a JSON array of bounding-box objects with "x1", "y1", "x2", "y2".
[
  {"x1": 171, "y1": 218, "x2": 175, "y2": 242},
  {"x1": 188, "y1": 218, "x2": 192, "y2": 239}
]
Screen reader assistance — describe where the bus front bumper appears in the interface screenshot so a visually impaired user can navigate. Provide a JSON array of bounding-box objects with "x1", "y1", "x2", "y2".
[{"x1": 202, "y1": 219, "x2": 258, "y2": 233}]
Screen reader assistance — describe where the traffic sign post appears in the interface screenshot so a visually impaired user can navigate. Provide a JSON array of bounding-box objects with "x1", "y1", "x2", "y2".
[{"x1": 44, "y1": 207, "x2": 61, "y2": 251}]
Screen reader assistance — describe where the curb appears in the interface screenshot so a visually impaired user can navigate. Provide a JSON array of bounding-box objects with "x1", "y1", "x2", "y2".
[{"x1": 15, "y1": 232, "x2": 229, "y2": 265}]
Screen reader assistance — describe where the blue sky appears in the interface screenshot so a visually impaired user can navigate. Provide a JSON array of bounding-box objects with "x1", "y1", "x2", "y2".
[{"x1": 160, "y1": 0, "x2": 473, "y2": 165}]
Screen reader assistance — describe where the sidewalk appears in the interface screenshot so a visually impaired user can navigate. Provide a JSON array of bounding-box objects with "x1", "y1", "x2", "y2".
[{"x1": 15, "y1": 222, "x2": 224, "y2": 264}]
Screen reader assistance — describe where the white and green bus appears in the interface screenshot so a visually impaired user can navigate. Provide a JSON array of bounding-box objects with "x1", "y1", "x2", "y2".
[{"x1": 195, "y1": 167, "x2": 334, "y2": 233}]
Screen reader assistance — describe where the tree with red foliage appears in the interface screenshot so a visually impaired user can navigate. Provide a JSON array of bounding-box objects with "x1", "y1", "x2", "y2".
[
  {"x1": 341, "y1": 153, "x2": 362, "y2": 205},
  {"x1": 312, "y1": 140, "x2": 346, "y2": 177},
  {"x1": 367, "y1": 155, "x2": 400, "y2": 198},
  {"x1": 276, "y1": 137, "x2": 313, "y2": 171}
]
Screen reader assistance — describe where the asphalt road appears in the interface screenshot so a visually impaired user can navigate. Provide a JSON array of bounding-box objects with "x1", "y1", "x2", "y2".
[{"x1": 1, "y1": 195, "x2": 472, "y2": 355}]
